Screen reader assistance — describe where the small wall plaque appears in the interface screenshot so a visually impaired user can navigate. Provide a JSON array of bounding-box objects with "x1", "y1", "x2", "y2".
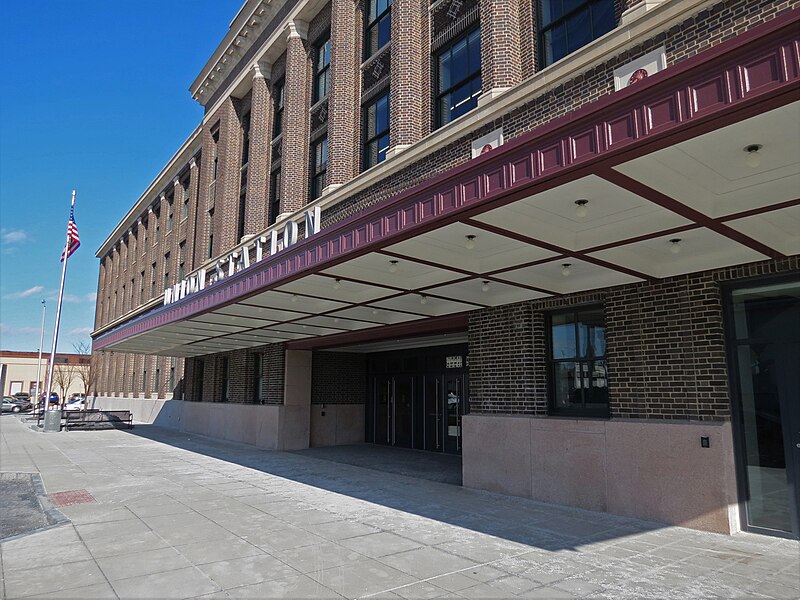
[{"x1": 446, "y1": 355, "x2": 463, "y2": 369}]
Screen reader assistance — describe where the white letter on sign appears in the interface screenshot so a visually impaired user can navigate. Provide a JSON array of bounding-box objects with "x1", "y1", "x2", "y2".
[
  {"x1": 283, "y1": 221, "x2": 299, "y2": 248},
  {"x1": 305, "y1": 206, "x2": 321, "y2": 236}
]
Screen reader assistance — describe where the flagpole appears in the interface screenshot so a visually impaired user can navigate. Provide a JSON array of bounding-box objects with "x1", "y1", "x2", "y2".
[
  {"x1": 44, "y1": 190, "x2": 76, "y2": 412},
  {"x1": 34, "y1": 300, "x2": 46, "y2": 414}
]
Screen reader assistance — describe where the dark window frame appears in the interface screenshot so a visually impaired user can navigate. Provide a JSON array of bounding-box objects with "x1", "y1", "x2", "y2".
[
  {"x1": 253, "y1": 353, "x2": 265, "y2": 403},
  {"x1": 269, "y1": 168, "x2": 282, "y2": 225},
  {"x1": 272, "y1": 78, "x2": 285, "y2": 138},
  {"x1": 546, "y1": 305, "x2": 609, "y2": 418},
  {"x1": 221, "y1": 356, "x2": 230, "y2": 402},
  {"x1": 313, "y1": 35, "x2": 332, "y2": 103},
  {"x1": 434, "y1": 26, "x2": 482, "y2": 130},
  {"x1": 310, "y1": 136, "x2": 328, "y2": 200},
  {"x1": 363, "y1": 91, "x2": 390, "y2": 170},
  {"x1": 364, "y1": 0, "x2": 392, "y2": 60},
  {"x1": 536, "y1": 0, "x2": 617, "y2": 68}
]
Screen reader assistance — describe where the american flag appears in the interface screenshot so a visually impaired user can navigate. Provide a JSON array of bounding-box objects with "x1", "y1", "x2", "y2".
[{"x1": 60, "y1": 205, "x2": 80, "y2": 262}]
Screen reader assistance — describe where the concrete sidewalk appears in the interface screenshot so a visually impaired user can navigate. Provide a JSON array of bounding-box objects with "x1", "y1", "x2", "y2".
[{"x1": 0, "y1": 415, "x2": 797, "y2": 599}]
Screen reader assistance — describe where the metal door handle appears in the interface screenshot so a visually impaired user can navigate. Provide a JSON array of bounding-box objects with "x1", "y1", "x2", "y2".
[{"x1": 435, "y1": 378, "x2": 440, "y2": 449}]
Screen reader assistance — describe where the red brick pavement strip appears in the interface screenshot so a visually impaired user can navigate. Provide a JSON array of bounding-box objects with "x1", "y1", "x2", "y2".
[{"x1": 49, "y1": 489, "x2": 95, "y2": 507}]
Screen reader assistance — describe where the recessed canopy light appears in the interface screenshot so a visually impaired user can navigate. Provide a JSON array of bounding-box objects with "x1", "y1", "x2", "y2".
[
  {"x1": 481, "y1": 281, "x2": 490, "y2": 292},
  {"x1": 574, "y1": 199, "x2": 589, "y2": 218},
  {"x1": 744, "y1": 144, "x2": 762, "y2": 168},
  {"x1": 465, "y1": 235, "x2": 476, "y2": 250},
  {"x1": 389, "y1": 260, "x2": 398, "y2": 273},
  {"x1": 669, "y1": 238, "x2": 682, "y2": 255},
  {"x1": 333, "y1": 279, "x2": 341, "y2": 290},
  {"x1": 561, "y1": 263, "x2": 572, "y2": 277},
  {"x1": 420, "y1": 295, "x2": 428, "y2": 305}
]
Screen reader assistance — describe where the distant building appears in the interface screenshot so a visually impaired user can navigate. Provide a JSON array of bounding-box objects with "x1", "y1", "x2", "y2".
[
  {"x1": 0, "y1": 351, "x2": 88, "y2": 399},
  {"x1": 91, "y1": 0, "x2": 800, "y2": 538}
]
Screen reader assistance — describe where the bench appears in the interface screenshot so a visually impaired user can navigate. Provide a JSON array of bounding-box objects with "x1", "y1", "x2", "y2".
[{"x1": 63, "y1": 410, "x2": 134, "y2": 431}]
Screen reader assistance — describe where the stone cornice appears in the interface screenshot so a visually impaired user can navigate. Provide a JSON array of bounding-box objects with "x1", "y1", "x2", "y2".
[{"x1": 190, "y1": 0, "x2": 281, "y2": 104}]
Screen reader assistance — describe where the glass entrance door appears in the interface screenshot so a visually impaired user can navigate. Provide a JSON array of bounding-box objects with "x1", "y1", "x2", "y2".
[
  {"x1": 728, "y1": 278, "x2": 800, "y2": 537},
  {"x1": 443, "y1": 375, "x2": 464, "y2": 454},
  {"x1": 372, "y1": 376, "x2": 414, "y2": 448}
]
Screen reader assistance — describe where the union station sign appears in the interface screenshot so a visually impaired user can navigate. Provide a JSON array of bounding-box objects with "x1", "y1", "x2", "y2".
[{"x1": 163, "y1": 207, "x2": 322, "y2": 305}]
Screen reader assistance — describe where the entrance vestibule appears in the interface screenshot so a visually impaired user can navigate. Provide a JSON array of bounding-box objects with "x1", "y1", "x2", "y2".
[{"x1": 367, "y1": 344, "x2": 468, "y2": 455}]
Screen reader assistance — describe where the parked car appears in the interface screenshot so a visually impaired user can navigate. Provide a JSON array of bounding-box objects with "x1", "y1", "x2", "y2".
[
  {"x1": 38, "y1": 393, "x2": 60, "y2": 408},
  {"x1": 14, "y1": 391, "x2": 30, "y2": 401},
  {"x1": 64, "y1": 397, "x2": 88, "y2": 411},
  {"x1": 2, "y1": 396, "x2": 32, "y2": 413}
]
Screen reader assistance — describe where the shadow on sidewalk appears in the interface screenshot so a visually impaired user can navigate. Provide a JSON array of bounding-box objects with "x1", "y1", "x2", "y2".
[{"x1": 120, "y1": 423, "x2": 665, "y2": 553}]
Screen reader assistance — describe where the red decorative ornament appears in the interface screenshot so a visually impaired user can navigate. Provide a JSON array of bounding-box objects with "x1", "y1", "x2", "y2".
[
  {"x1": 481, "y1": 144, "x2": 493, "y2": 155},
  {"x1": 628, "y1": 68, "x2": 649, "y2": 86}
]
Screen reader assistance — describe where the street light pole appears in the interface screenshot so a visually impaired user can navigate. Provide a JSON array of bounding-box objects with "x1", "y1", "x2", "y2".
[{"x1": 34, "y1": 300, "x2": 46, "y2": 414}]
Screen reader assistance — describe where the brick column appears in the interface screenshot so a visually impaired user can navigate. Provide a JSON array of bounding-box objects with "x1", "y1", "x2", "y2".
[
  {"x1": 110, "y1": 244, "x2": 119, "y2": 321},
  {"x1": 479, "y1": 0, "x2": 523, "y2": 104},
  {"x1": 280, "y1": 21, "x2": 311, "y2": 215},
  {"x1": 158, "y1": 193, "x2": 169, "y2": 293},
  {"x1": 198, "y1": 123, "x2": 219, "y2": 262},
  {"x1": 246, "y1": 63, "x2": 274, "y2": 234},
  {"x1": 145, "y1": 206, "x2": 155, "y2": 301},
  {"x1": 216, "y1": 98, "x2": 243, "y2": 253},
  {"x1": 327, "y1": 0, "x2": 361, "y2": 188},
  {"x1": 119, "y1": 235, "x2": 128, "y2": 317},
  {"x1": 389, "y1": 0, "x2": 428, "y2": 156}
]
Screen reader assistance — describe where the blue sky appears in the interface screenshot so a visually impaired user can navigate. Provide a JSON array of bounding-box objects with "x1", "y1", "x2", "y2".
[{"x1": 0, "y1": 1, "x2": 241, "y2": 352}]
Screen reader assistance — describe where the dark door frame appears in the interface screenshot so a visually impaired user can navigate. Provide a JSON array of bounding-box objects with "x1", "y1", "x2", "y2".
[{"x1": 722, "y1": 272, "x2": 800, "y2": 539}]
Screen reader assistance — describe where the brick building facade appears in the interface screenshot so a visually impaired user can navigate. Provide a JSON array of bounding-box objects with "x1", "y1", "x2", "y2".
[{"x1": 92, "y1": 0, "x2": 800, "y2": 537}]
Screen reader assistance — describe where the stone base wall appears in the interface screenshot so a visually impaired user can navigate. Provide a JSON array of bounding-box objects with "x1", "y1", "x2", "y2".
[
  {"x1": 310, "y1": 404, "x2": 365, "y2": 447},
  {"x1": 93, "y1": 396, "x2": 290, "y2": 450},
  {"x1": 462, "y1": 414, "x2": 739, "y2": 534}
]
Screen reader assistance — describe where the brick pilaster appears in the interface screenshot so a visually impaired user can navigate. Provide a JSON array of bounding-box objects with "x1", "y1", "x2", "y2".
[
  {"x1": 246, "y1": 63, "x2": 274, "y2": 234},
  {"x1": 327, "y1": 0, "x2": 361, "y2": 187},
  {"x1": 217, "y1": 98, "x2": 243, "y2": 253},
  {"x1": 280, "y1": 21, "x2": 312, "y2": 215},
  {"x1": 479, "y1": 0, "x2": 523, "y2": 102},
  {"x1": 389, "y1": 0, "x2": 428, "y2": 154}
]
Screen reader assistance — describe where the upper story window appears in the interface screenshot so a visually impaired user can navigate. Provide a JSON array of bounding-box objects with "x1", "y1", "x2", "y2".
[
  {"x1": 178, "y1": 241, "x2": 185, "y2": 281},
  {"x1": 548, "y1": 306, "x2": 608, "y2": 417},
  {"x1": 153, "y1": 208, "x2": 160, "y2": 243},
  {"x1": 241, "y1": 111, "x2": 251, "y2": 167},
  {"x1": 273, "y1": 79, "x2": 285, "y2": 138},
  {"x1": 270, "y1": 168, "x2": 282, "y2": 225},
  {"x1": 310, "y1": 137, "x2": 328, "y2": 200},
  {"x1": 166, "y1": 197, "x2": 174, "y2": 233},
  {"x1": 211, "y1": 126, "x2": 220, "y2": 181},
  {"x1": 365, "y1": 0, "x2": 391, "y2": 58},
  {"x1": 435, "y1": 27, "x2": 481, "y2": 129},
  {"x1": 364, "y1": 91, "x2": 390, "y2": 169},
  {"x1": 538, "y1": 0, "x2": 616, "y2": 67},
  {"x1": 181, "y1": 178, "x2": 190, "y2": 221},
  {"x1": 207, "y1": 207, "x2": 214, "y2": 259},
  {"x1": 313, "y1": 37, "x2": 331, "y2": 103}
]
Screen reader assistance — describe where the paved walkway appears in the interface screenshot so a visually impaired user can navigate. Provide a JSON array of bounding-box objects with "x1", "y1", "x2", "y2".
[{"x1": 0, "y1": 414, "x2": 797, "y2": 599}]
